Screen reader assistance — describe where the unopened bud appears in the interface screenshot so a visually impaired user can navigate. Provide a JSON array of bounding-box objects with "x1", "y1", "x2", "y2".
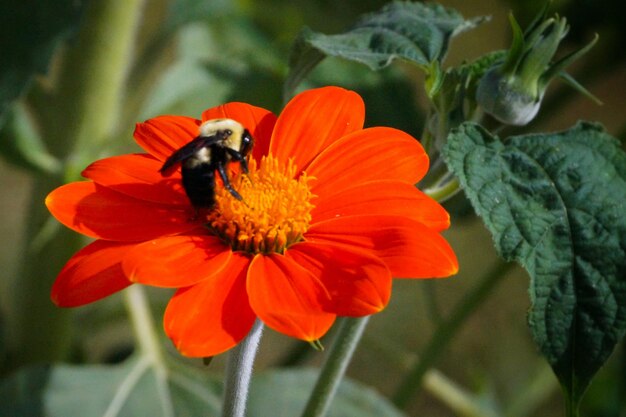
[{"x1": 476, "y1": 9, "x2": 597, "y2": 126}]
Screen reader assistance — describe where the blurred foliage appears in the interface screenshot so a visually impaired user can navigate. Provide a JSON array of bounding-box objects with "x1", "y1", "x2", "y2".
[
  {"x1": 1, "y1": 0, "x2": 625, "y2": 416},
  {"x1": 0, "y1": 0, "x2": 86, "y2": 128}
]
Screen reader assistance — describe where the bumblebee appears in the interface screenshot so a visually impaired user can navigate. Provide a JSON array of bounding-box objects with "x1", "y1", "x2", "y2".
[{"x1": 160, "y1": 118, "x2": 254, "y2": 208}]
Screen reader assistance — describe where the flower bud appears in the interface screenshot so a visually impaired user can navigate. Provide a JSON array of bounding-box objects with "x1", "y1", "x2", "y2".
[
  {"x1": 476, "y1": 67, "x2": 543, "y2": 126},
  {"x1": 476, "y1": 9, "x2": 597, "y2": 126}
]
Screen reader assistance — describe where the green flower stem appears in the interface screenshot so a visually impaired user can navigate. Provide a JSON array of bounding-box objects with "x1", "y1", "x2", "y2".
[
  {"x1": 416, "y1": 355, "x2": 556, "y2": 417},
  {"x1": 5, "y1": 0, "x2": 145, "y2": 371},
  {"x1": 125, "y1": 286, "x2": 166, "y2": 364},
  {"x1": 422, "y1": 365, "x2": 556, "y2": 417},
  {"x1": 392, "y1": 260, "x2": 514, "y2": 409},
  {"x1": 421, "y1": 129, "x2": 435, "y2": 158},
  {"x1": 52, "y1": 0, "x2": 145, "y2": 168},
  {"x1": 222, "y1": 319, "x2": 264, "y2": 417},
  {"x1": 422, "y1": 369, "x2": 489, "y2": 417},
  {"x1": 423, "y1": 176, "x2": 460, "y2": 204},
  {"x1": 300, "y1": 317, "x2": 370, "y2": 417},
  {"x1": 124, "y1": 285, "x2": 174, "y2": 417}
]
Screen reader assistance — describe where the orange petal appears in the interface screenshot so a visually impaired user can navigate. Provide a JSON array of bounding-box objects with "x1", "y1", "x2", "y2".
[
  {"x1": 51, "y1": 240, "x2": 134, "y2": 307},
  {"x1": 270, "y1": 87, "x2": 364, "y2": 173},
  {"x1": 312, "y1": 180, "x2": 450, "y2": 231},
  {"x1": 46, "y1": 182, "x2": 198, "y2": 241},
  {"x1": 133, "y1": 115, "x2": 201, "y2": 161},
  {"x1": 122, "y1": 233, "x2": 231, "y2": 287},
  {"x1": 286, "y1": 242, "x2": 391, "y2": 316},
  {"x1": 164, "y1": 253, "x2": 256, "y2": 357},
  {"x1": 247, "y1": 254, "x2": 335, "y2": 341},
  {"x1": 306, "y1": 216, "x2": 459, "y2": 278},
  {"x1": 82, "y1": 154, "x2": 188, "y2": 206},
  {"x1": 306, "y1": 127, "x2": 429, "y2": 196},
  {"x1": 201, "y1": 102, "x2": 277, "y2": 162}
]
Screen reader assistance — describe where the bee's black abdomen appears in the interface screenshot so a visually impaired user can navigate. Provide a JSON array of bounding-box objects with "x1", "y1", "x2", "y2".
[{"x1": 181, "y1": 165, "x2": 217, "y2": 208}]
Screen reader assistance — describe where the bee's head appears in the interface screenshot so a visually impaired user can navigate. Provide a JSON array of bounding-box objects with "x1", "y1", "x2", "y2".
[
  {"x1": 239, "y1": 129, "x2": 254, "y2": 156},
  {"x1": 199, "y1": 119, "x2": 253, "y2": 155}
]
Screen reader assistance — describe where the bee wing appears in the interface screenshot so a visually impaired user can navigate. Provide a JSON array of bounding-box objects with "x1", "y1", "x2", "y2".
[{"x1": 160, "y1": 135, "x2": 222, "y2": 174}]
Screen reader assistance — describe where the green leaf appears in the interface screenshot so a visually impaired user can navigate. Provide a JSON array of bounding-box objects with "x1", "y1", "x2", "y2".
[
  {"x1": 299, "y1": 2, "x2": 477, "y2": 69},
  {"x1": 285, "y1": 1, "x2": 485, "y2": 98},
  {"x1": 0, "y1": 0, "x2": 86, "y2": 127},
  {"x1": 0, "y1": 104, "x2": 61, "y2": 174},
  {"x1": 443, "y1": 122, "x2": 626, "y2": 410},
  {"x1": 249, "y1": 369, "x2": 406, "y2": 417},
  {"x1": 0, "y1": 355, "x2": 222, "y2": 417}
]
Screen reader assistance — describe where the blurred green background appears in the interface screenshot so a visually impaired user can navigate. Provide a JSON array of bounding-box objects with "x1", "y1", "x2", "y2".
[{"x1": 1, "y1": 0, "x2": 624, "y2": 416}]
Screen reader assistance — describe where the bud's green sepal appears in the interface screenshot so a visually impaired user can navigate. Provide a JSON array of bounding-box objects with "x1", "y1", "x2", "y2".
[{"x1": 476, "y1": 8, "x2": 598, "y2": 126}]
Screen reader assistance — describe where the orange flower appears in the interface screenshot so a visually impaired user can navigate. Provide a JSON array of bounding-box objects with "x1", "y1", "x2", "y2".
[{"x1": 46, "y1": 86, "x2": 458, "y2": 357}]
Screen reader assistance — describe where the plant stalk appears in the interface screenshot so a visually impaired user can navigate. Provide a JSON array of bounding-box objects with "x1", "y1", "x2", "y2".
[
  {"x1": 300, "y1": 317, "x2": 370, "y2": 417},
  {"x1": 222, "y1": 319, "x2": 265, "y2": 417},
  {"x1": 52, "y1": 0, "x2": 145, "y2": 168},
  {"x1": 5, "y1": 0, "x2": 145, "y2": 370},
  {"x1": 124, "y1": 285, "x2": 174, "y2": 417},
  {"x1": 125, "y1": 285, "x2": 166, "y2": 364}
]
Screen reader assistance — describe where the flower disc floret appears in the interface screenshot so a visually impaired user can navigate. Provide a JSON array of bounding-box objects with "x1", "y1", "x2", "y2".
[{"x1": 208, "y1": 155, "x2": 314, "y2": 254}]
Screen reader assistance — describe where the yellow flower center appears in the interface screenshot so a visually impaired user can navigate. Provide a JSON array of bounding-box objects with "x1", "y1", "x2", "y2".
[{"x1": 207, "y1": 155, "x2": 315, "y2": 254}]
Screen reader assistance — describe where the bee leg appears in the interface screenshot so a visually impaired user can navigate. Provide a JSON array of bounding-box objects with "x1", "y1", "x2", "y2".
[
  {"x1": 216, "y1": 162, "x2": 244, "y2": 201},
  {"x1": 237, "y1": 158, "x2": 254, "y2": 188},
  {"x1": 226, "y1": 149, "x2": 249, "y2": 174},
  {"x1": 240, "y1": 157, "x2": 249, "y2": 175}
]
